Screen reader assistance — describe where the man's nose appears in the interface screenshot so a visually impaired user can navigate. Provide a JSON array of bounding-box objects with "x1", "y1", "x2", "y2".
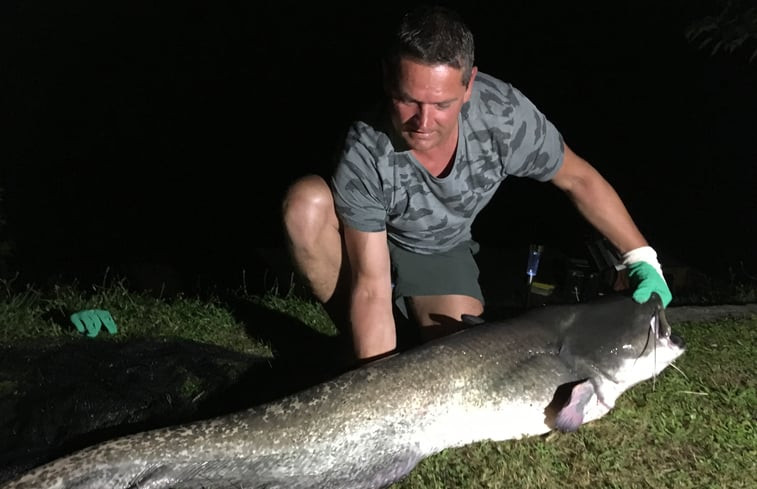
[{"x1": 416, "y1": 104, "x2": 430, "y2": 129}]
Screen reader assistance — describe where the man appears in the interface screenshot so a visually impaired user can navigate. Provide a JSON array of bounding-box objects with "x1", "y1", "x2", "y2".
[{"x1": 282, "y1": 5, "x2": 671, "y2": 362}]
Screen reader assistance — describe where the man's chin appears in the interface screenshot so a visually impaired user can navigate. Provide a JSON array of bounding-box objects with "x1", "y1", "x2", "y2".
[{"x1": 403, "y1": 133, "x2": 437, "y2": 151}]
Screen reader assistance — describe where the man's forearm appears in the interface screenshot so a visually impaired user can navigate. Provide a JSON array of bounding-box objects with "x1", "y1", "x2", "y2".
[
  {"x1": 552, "y1": 145, "x2": 671, "y2": 306},
  {"x1": 567, "y1": 171, "x2": 647, "y2": 254},
  {"x1": 350, "y1": 292, "x2": 396, "y2": 360},
  {"x1": 552, "y1": 145, "x2": 648, "y2": 254}
]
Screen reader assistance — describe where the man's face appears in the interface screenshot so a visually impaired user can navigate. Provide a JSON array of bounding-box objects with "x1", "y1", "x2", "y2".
[{"x1": 389, "y1": 58, "x2": 476, "y2": 154}]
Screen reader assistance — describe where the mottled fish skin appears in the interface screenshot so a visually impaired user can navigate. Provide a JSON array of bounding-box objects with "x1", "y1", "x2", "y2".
[{"x1": 1, "y1": 294, "x2": 684, "y2": 489}]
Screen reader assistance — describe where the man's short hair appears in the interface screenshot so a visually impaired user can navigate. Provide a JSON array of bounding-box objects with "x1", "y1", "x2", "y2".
[{"x1": 384, "y1": 4, "x2": 476, "y2": 87}]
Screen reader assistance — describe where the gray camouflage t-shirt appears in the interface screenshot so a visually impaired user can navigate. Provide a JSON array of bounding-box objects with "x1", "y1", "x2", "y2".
[{"x1": 331, "y1": 72, "x2": 564, "y2": 255}]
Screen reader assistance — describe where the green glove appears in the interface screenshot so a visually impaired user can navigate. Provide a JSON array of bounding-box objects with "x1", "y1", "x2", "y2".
[
  {"x1": 70, "y1": 309, "x2": 118, "y2": 337},
  {"x1": 627, "y1": 261, "x2": 672, "y2": 307},
  {"x1": 622, "y1": 246, "x2": 672, "y2": 308}
]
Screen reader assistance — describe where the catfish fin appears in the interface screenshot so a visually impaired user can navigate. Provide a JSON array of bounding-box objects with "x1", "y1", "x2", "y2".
[{"x1": 554, "y1": 381, "x2": 596, "y2": 432}]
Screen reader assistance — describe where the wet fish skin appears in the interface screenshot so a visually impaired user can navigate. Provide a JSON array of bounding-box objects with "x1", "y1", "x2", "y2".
[{"x1": 1, "y1": 293, "x2": 684, "y2": 489}]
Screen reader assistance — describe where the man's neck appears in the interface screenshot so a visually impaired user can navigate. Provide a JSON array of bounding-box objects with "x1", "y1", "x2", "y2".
[{"x1": 412, "y1": 126, "x2": 459, "y2": 178}]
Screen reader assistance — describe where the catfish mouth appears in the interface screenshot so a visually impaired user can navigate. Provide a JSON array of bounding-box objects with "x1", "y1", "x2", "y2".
[
  {"x1": 669, "y1": 334, "x2": 685, "y2": 349},
  {"x1": 652, "y1": 306, "x2": 686, "y2": 351},
  {"x1": 596, "y1": 306, "x2": 686, "y2": 387}
]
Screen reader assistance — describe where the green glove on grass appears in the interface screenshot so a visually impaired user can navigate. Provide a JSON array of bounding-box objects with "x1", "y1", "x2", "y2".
[
  {"x1": 623, "y1": 246, "x2": 673, "y2": 308},
  {"x1": 70, "y1": 309, "x2": 118, "y2": 337}
]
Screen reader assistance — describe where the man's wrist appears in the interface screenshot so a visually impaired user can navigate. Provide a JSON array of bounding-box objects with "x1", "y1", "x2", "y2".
[{"x1": 622, "y1": 246, "x2": 665, "y2": 283}]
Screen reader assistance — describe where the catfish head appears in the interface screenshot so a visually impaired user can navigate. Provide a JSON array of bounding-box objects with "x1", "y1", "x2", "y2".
[{"x1": 551, "y1": 293, "x2": 685, "y2": 431}]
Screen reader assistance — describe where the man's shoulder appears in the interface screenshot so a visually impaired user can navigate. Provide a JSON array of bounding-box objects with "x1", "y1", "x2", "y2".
[
  {"x1": 468, "y1": 71, "x2": 530, "y2": 116},
  {"x1": 342, "y1": 102, "x2": 407, "y2": 157},
  {"x1": 474, "y1": 71, "x2": 511, "y2": 89},
  {"x1": 473, "y1": 71, "x2": 514, "y2": 97}
]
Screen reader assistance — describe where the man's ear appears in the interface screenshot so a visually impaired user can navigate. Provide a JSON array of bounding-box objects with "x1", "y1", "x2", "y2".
[
  {"x1": 468, "y1": 66, "x2": 478, "y2": 87},
  {"x1": 464, "y1": 66, "x2": 478, "y2": 101}
]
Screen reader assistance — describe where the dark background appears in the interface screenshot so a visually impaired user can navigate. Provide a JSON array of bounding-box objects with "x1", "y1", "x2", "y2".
[{"x1": 2, "y1": 0, "x2": 756, "y2": 294}]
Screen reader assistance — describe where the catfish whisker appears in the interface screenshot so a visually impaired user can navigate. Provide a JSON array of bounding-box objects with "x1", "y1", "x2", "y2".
[
  {"x1": 645, "y1": 315, "x2": 658, "y2": 390},
  {"x1": 668, "y1": 362, "x2": 688, "y2": 379}
]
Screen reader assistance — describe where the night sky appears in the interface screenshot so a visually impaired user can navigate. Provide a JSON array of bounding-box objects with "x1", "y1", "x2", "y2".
[{"x1": 2, "y1": 1, "x2": 756, "y2": 292}]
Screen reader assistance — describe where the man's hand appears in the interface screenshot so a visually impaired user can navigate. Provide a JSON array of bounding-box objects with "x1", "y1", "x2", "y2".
[
  {"x1": 70, "y1": 309, "x2": 118, "y2": 337},
  {"x1": 623, "y1": 246, "x2": 672, "y2": 307}
]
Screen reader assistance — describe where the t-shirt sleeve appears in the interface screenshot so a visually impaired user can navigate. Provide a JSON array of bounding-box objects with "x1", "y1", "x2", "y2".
[
  {"x1": 330, "y1": 122, "x2": 388, "y2": 232},
  {"x1": 504, "y1": 87, "x2": 564, "y2": 181}
]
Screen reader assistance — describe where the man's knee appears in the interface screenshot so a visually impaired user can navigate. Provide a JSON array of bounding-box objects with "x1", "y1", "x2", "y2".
[
  {"x1": 282, "y1": 175, "x2": 336, "y2": 243},
  {"x1": 282, "y1": 174, "x2": 331, "y2": 218},
  {"x1": 281, "y1": 174, "x2": 347, "y2": 306}
]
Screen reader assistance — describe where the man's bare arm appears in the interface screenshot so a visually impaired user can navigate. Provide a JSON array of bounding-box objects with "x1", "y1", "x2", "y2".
[
  {"x1": 343, "y1": 225, "x2": 396, "y2": 359},
  {"x1": 551, "y1": 143, "x2": 648, "y2": 254}
]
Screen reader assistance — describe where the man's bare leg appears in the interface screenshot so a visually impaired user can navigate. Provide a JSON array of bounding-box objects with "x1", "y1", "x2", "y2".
[
  {"x1": 408, "y1": 294, "x2": 484, "y2": 342},
  {"x1": 282, "y1": 175, "x2": 351, "y2": 333},
  {"x1": 282, "y1": 175, "x2": 342, "y2": 301}
]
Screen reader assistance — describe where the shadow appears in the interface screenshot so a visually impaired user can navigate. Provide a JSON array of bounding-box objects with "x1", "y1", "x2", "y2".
[
  {"x1": 0, "y1": 295, "x2": 365, "y2": 484},
  {"x1": 0, "y1": 337, "x2": 266, "y2": 484},
  {"x1": 202, "y1": 294, "x2": 359, "y2": 415},
  {"x1": 211, "y1": 289, "x2": 432, "y2": 412},
  {"x1": 422, "y1": 313, "x2": 476, "y2": 342}
]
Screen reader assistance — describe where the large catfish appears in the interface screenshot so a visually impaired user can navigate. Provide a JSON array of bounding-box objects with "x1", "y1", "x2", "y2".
[{"x1": 1, "y1": 293, "x2": 685, "y2": 489}]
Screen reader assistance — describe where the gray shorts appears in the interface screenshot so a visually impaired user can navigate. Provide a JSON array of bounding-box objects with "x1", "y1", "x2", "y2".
[{"x1": 388, "y1": 240, "x2": 484, "y2": 318}]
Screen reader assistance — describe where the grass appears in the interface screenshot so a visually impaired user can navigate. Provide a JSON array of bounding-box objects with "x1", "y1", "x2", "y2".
[
  {"x1": 0, "y1": 274, "x2": 755, "y2": 489},
  {"x1": 0, "y1": 277, "x2": 272, "y2": 357}
]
